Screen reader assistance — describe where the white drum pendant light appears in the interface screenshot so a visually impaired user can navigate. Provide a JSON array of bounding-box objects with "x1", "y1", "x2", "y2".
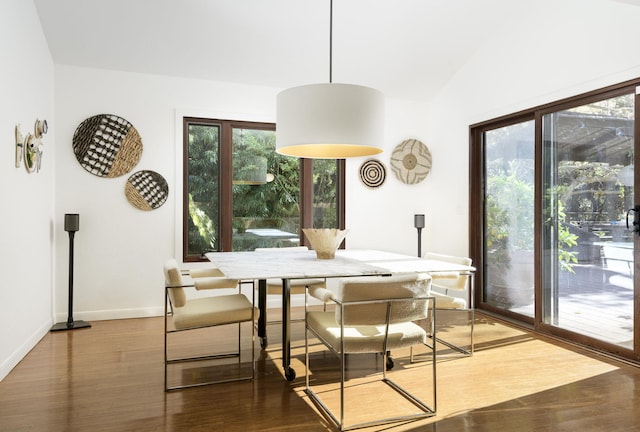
[
  {"x1": 276, "y1": 0, "x2": 385, "y2": 159},
  {"x1": 277, "y1": 83, "x2": 384, "y2": 158}
]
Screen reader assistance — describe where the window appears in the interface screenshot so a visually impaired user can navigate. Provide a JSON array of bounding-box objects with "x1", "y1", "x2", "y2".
[{"x1": 183, "y1": 117, "x2": 344, "y2": 261}]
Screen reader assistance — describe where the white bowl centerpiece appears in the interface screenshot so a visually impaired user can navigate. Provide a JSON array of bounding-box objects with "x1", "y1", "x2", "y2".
[{"x1": 302, "y1": 228, "x2": 349, "y2": 260}]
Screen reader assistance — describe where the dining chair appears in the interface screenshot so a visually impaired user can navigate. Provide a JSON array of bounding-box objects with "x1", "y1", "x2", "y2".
[
  {"x1": 424, "y1": 252, "x2": 474, "y2": 355},
  {"x1": 163, "y1": 259, "x2": 259, "y2": 391},
  {"x1": 254, "y1": 246, "x2": 326, "y2": 348},
  {"x1": 304, "y1": 273, "x2": 437, "y2": 431}
]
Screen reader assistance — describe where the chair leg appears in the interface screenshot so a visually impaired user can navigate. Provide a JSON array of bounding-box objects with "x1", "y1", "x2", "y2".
[
  {"x1": 384, "y1": 351, "x2": 394, "y2": 370},
  {"x1": 165, "y1": 318, "x2": 256, "y2": 391},
  {"x1": 305, "y1": 328, "x2": 437, "y2": 429},
  {"x1": 164, "y1": 291, "x2": 170, "y2": 391},
  {"x1": 434, "y1": 305, "x2": 474, "y2": 356},
  {"x1": 165, "y1": 333, "x2": 255, "y2": 389},
  {"x1": 435, "y1": 276, "x2": 475, "y2": 356}
]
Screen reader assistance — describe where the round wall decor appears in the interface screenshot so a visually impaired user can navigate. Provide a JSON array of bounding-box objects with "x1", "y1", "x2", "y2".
[
  {"x1": 125, "y1": 170, "x2": 169, "y2": 211},
  {"x1": 359, "y1": 158, "x2": 386, "y2": 188},
  {"x1": 390, "y1": 138, "x2": 432, "y2": 184},
  {"x1": 72, "y1": 114, "x2": 143, "y2": 178}
]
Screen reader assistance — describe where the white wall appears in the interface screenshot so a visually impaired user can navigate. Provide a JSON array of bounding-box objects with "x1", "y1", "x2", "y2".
[
  {"x1": 0, "y1": 0, "x2": 55, "y2": 380},
  {"x1": 54, "y1": 65, "x2": 434, "y2": 321}
]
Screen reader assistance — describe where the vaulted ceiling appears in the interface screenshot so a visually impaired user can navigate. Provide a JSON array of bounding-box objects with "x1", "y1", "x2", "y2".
[{"x1": 34, "y1": 0, "x2": 639, "y2": 102}]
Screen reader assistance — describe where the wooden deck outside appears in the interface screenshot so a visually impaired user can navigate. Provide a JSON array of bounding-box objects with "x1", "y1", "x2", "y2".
[{"x1": 511, "y1": 259, "x2": 634, "y2": 349}]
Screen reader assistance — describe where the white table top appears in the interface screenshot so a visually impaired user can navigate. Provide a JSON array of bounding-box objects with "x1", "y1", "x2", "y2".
[
  {"x1": 336, "y1": 249, "x2": 476, "y2": 273},
  {"x1": 206, "y1": 248, "x2": 475, "y2": 280},
  {"x1": 205, "y1": 249, "x2": 391, "y2": 280}
]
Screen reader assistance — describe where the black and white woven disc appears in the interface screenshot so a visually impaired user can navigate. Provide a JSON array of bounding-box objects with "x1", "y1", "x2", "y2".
[{"x1": 359, "y1": 159, "x2": 386, "y2": 188}]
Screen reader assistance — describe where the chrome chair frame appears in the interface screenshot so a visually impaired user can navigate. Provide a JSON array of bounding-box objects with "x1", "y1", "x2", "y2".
[
  {"x1": 429, "y1": 269, "x2": 475, "y2": 356},
  {"x1": 304, "y1": 290, "x2": 437, "y2": 431},
  {"x1": 164, "y1": 269, "x2": 257, "y2": 391},
  {"x1": 425, "y1": 253, "x2": 475, "y2": 356}
]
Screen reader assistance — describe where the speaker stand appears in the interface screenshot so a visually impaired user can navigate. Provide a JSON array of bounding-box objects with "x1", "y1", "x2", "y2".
[
  {"x1": 51, "y1": 229, "x2": 91, "y2": 332},
  {"x1": 51, "y1": 320, "x2": 91, "y2": 331}
]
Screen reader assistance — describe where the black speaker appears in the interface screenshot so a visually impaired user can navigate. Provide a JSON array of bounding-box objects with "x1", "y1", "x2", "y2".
[{"x1": 64, "y1": 213, "x2": 79, "y2": 232}]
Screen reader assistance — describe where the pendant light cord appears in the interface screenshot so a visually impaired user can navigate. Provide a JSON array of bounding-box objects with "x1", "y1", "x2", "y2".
[{"x1": 329, "y1": 0, "x2": 333, "y2": 84}]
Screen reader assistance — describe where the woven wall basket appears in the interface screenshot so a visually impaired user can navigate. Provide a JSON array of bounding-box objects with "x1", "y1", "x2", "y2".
[
  {"x1": 359, "y1": 158, "x2": 386, "y2": 188},
  {"x1": 125, "y1": 170, "x2": 169, "y2": 211},
  {"x1": 72, "y1": 114, "x2": 143, "y2": 178},
  {"x1": 390, "y1": 138, "x2": 432, "y2": 185}
]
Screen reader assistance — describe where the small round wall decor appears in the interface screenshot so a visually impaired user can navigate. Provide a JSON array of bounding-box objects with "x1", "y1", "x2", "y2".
[
  {"x1": 390, "y1": 138, "x2": 432, "y2": 185},
  {"x1": 125, "y1": 170, "x2": 169, "y2": 211},
  {"x1": 359, "y1": 158, "x2": 386, "y2": 188},
  {"x1": 72, "y1": 114, "x2": 143, "y2": 178}
]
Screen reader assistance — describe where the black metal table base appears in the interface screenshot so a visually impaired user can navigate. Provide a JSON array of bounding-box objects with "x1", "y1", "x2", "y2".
[
  {"x1": 256, "y1": 277, "x2": 296, "y2": 381},
  {"x1": 258, "y1": 279, "x2": 267, "y2": 347},
  {"x1": 281, "y1": 278, "x2": 295, "y2": 381}
]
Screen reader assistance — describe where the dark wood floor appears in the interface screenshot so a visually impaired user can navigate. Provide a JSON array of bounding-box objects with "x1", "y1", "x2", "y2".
[{"x1": 1, "y1": 310, "x2": 639, "y2": 432}]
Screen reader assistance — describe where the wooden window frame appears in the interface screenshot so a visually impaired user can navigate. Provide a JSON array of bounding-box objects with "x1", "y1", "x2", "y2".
[
  {"x1": 183, "y1": 117, "x2": 345, "y2": 262},
  {"x1": 469, "y1": 77, "x2": 640, "y2": 362}
]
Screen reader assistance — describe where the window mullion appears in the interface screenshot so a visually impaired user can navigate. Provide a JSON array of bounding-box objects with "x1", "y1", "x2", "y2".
[{"x1": 220, "y1": 123, "x2": 233, "y2": 251}]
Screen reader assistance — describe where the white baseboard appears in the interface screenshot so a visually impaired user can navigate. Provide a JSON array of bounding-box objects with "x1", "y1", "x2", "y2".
[{"x1": 0, "y1": 319, "x2": 51, "y2": 382}]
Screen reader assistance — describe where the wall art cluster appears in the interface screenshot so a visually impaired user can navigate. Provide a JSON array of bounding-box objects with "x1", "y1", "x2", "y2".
[
  {"x1": 15, "y1": 119, "x2": 48, "y2": 173},
  {"x1": 125, "y1": 170, "x2": 169, "y2": 211},
  {"x1": 72, "y1": 113, "x2": 168, "y2": 211},
  {"x1": 72, "y1": 114, "x2": 142, "y2": 178},
  {"x1": 390, "y1": 138, "x2": 432, "y2": 184},
  {"x1": 359, "y1": 158, "x2": 386, "y2": 188},
  {"x1": 358, "y1": 138, "x2": 432, "y2": 188}
]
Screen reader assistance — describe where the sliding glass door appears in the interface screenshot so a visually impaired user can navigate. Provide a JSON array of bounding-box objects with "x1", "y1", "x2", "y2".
[
  {"x1": 483, "y1": 120, "x2": 535, "y2": 316},
  {"x1": 473, "y1": 82, "x2": 639, "y2": 361},
  {"x1": 541, "y1": 92, "x2": 635, "y2": 349}
]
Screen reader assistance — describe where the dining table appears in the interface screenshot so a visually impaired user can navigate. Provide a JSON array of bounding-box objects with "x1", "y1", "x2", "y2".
[{"x1": 206, "y1": 248, "x2": 475, "y2": 381}]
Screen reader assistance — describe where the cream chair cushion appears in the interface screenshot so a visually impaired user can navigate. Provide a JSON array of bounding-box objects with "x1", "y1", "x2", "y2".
[
  {"x1": 172, "y1": 294, "x2": 258, "y2": 330},
  {"x1": 307, "y1": 273, "x2": 432, "y2": 353},
  {"x1": 306, "y1": 311, "x2": 426, "y2": 353},
  {"x1": 164, "y1": 259, "x2": 187, "y2": 308},
  {"x1": 424, "y1": 252, "x2": 472, "y2": 292},
  {"x1": 265, "y1": 278, "x2": 325, "y2": 295},
  {"x1": 424, "y1": 252, "x2": 472, "y2": 309},
  {"x1": 194, "y1": 277, "x2": 240, "y2": 290},
  {"x1": 164, "y1": 258, "x2": 257, "y2": 330},
  {"x1": 189, "y1": 267, "x2": 226, "y2": 278},
  {"x1": 308, "y1": 286, "x2": 335, "y2": 303},
  {"x1": 429, "y1": 290, "x2": 466, "y2": 309},
  {"x1": 335, "y1": 273, "x2": 431, "y2": 326}
]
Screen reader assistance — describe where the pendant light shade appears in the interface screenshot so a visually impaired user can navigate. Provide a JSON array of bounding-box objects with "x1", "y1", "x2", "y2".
[
  {"x1": 275, "y1": 0, "x2": 385, "y2": 159},
  {"x1": 276, "y1": 83, "x2": 384, "y2": 159}
]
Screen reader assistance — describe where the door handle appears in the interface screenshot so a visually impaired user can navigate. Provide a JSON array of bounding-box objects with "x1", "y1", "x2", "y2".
[{"x1": 626, "y1": 205, "x2": 640, "y2": 234}]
